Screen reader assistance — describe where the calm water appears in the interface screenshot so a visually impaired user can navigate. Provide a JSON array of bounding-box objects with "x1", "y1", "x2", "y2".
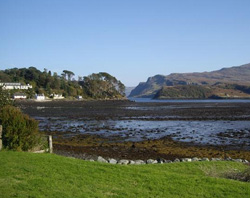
[
  {"x1": 36, "y1": 116, "x2": 250, "y2": 148},
  {"x1": 129, "y1": 97, "x2": 250, "y2": 103}
]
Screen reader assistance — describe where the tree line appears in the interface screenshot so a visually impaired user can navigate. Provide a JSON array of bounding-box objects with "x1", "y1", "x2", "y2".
[{"x1": 0, "y1": 67, "x2": 125, "y2": 99}]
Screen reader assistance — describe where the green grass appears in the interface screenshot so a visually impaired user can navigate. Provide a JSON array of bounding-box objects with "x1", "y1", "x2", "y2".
[{"x1": 0, "y1": 151, "x2": 249, "y2": 198}]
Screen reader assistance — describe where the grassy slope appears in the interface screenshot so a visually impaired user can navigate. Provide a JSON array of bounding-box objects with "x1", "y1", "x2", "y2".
[{"x1": 0, "y1": 151, "x2": 249, "y2": 198}]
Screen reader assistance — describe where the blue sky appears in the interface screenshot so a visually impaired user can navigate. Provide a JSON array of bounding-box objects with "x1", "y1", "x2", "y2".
[{"x1": 0, "y1": 0, "x2": 250, "y2": 86}]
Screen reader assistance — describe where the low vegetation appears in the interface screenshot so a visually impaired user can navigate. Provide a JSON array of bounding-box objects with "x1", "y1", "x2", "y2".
[
  {"x1": 224, "y1": 166, "x2": 250, "y2": 182},
  {"x1": 153, "y1": 83, "x2": 250, "y2": 99},
  {"x1": 154, "y1": 85, "x2": 212, "y2": 99},
  {"x1": 0, "y1": 151, "x2": 249, "y2": 198},
  {"x1": 0, "y1": 105, "x2": 41, "y2": 151},
  {"x1": 0, "y1": 87, "x2": 13, "y2": 108},
  {"x1": 0, "y1": 90, "x2": 42, "y2": 151}
]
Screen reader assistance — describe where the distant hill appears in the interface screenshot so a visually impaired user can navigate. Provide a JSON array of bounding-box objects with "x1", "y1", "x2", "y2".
[
  {"x1": 129, "y1": 63, "x2": 250, "y2": 98},
  {"x1": 125, "y1": 87, "x2": 135, "y2": 97}
]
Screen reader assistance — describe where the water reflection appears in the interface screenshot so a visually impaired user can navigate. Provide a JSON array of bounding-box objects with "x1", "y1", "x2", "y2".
[{"x1": 35, "y1": 116, "x2": 250, "y2": 148}]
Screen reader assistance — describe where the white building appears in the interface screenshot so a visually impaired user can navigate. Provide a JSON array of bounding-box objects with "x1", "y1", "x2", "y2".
[
  {"x1": 0, "y1": 82, "x2": 32, "y2": 90},
  {"x1": 50, "y1": 93, "x2": 64, "y2": 99},
  {"x1": 76, "y1": 95, "x2": 83, "y2": 100},
  {"x1": 13, "y1": 93, "x2": 27, "y2": 99},
  {"x1": 35, "y1": 94, "x2": 45, "y2": 101}
]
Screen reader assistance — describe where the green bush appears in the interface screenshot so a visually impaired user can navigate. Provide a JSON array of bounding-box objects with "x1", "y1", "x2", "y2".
[
  {"x1": 224, "y1": 166, "x2": 250, "y2": 182},
  {"x1": 0, "y1": 87, "x2": 13, "y2": 109},
  {"x1": 0, "y1": 105, "x2": 41, "y2": 151}
]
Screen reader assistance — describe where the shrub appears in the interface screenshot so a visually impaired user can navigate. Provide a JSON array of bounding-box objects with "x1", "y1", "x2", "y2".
[
  {"x1": 224, "y1": 166, "x2": 250, "y2": 182},
  {"x1": 0, "y1": 105, "x2": 41, "y2": 151},
  {"x1": 0, "y1": 87, "x2": 13, "y2": 109}
]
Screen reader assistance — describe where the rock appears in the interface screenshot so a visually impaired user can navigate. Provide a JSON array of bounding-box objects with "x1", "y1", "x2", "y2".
[
  {"x1": 157, "y1": 158, "x2": 166, "y2": 164},
  {"x1": 33, "y1": 150, "x2": 46, "y2": 153},
  {"x1": 108, "y1": 158, "x2": 117, "y2": 164},
  {"x1": 146, "y1": 159, "x2": 158, "y2": 164},
  {"x1": 134, "y1": 160, "x2": 146, "y2": 165},
  {"x1": 232, "y1": 159, "x2": 243, "y2": 163},
  {"x1": 174, "y1": 158, "x2": 180, "y2": 162},
  {"x1": 97, "y1": 156, "x2": 108, "y2": 163},
  {"x1": 129, "y1": 160, "x2": 135, "y2": 165},
  {"x1": 164, "y1": 160, "x2": 172, "y2": 163},
  {"x1": 88, "y1": 159, "x2": 95, "y2": 162},
  {"x1": 201, "y1": 158, "x2": 210, "y2": 161},
  {"x1": 118, "y1": 159, "x2": 130, "y2": 165},
  {"x1": 191, "y1": 157, "x2": 199, "y2": 162},
  {"x1": 243, "y1": 159, "x2": 249, "y2": 163},
  {"x1": 225, "y1": 157, "x2": 232, "y2": 161},
  {"x1": 211, "y1": 158, "x2": 222, "y2": 161},
  {"x1": 181, "y1": 158, "x2": 192, "y2": 162}
]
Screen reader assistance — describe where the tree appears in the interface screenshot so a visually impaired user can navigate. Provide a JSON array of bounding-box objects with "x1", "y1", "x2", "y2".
[
  {"x1": 1, "y1": 67, "x2": 125, "y2": 99},
  {"x1": 62, "y1": 70, "x2": 75, "y2": 81},
  {"x1": 82, "y1": 72, "x2": 125, "y2": 99},
  {"x1": 0, "y1": 71, "x2": 11, "y2": 82}
]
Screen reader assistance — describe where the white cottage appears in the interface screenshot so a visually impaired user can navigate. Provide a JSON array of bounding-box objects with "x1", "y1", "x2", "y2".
[
  {"x1": 50, "y1": 94, "x2": 64, "y2": 99},
  {"x1": 35, "y1": 94, "x2": 45, "y2": 101},
  {"x1": 13, "y1": 93, "x2": 27, "y2": 99},
  {"x1": 76, "y1": 95, "x2": 83, "y2": 100},
  {"x1": 0, "y1": 82, "x2": 32, "y2": 90}
]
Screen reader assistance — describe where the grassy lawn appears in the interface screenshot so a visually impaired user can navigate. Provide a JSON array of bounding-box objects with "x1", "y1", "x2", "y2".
[{"x1": 0, "y1": 151, "x2": 249, "y2": 198}]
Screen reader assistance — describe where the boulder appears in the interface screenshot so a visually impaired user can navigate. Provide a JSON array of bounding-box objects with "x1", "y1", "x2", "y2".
[
  {"x1": 211, "y1": 158, "x2": 222, "y2": 161},
  {"x1": 174, "y1": 158, "x2": 180, "y2": 162},
  {"x1": 191, "y1": 157, "x2": 199, "y2": 162},
  {"x1": 157, "y1": 158, "x2": 166, "y2": 164},
  {"x1": 97, "y1": 156, "x2": 108, "y2": 163},
  {"x1": 232, "y1": 159, "x2": 243, "y2": 163},
  {"x1": 108, "y1": 158, "x2": 117, "y2": 164},
  {"x1": 129, "y1": 160, "x2": 135, "y2": 165},
  {"x1": 146, "y1": 159, "x2": 158, "y2": 164},
  {"x1": 134, "y1": 160, "x2": 146, "y2": 165},
  {"x1": 118, "y1": 159, "x2": 130, "y2": 165},
  {"x1": 181, "y1": 158, "x2": 192, "y2": 162},
  {"x1": 201, "y1": 158, "x2": 210, "y2": 161}
]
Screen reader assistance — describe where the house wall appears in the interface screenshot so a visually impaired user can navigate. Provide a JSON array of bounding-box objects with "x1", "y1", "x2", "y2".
[
  {"x1": 36, "y1": 96, "x2": 45, "y2": 100},
  {"x1": 14, "y1": 96, "x2": 27, "y2": 99},
  {"x1": 0, "y1": 83, "x2": 32, "y2": 90}
]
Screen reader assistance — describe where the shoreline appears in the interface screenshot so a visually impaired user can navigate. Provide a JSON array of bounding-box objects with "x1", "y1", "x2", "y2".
[
  {"x1": 16, "y1": 100, "x2": 250, "y2": 161},
  {"x1": 49, "y1": 133, "x2": 250, "y2": 161}
]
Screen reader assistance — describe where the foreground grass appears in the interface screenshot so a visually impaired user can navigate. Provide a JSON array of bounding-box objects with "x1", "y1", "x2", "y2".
[{"x1": 0, "y1": 151, "x2": 249, "y2": 198}]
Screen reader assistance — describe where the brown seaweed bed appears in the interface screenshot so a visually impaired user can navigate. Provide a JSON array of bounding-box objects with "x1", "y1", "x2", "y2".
[{"x1": 17, "y1": 100, "x2": 250, "y2": 160}]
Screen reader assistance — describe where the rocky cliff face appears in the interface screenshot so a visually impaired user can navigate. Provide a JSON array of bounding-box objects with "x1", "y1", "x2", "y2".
[
  {"x1": 129, "y1": 63, "x2": 250, "y2": 98},
  {"x1": 129, "y1": 75, "x2": 166, "y2": 98}
]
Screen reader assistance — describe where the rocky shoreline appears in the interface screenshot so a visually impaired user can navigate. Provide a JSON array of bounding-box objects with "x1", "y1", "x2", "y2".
[
  {"x1": 17, "y1": 100, "x2": 250, "y2": 161},
  {"x1": 53, "y1": 149, "x2": 249, "y2": 165}
]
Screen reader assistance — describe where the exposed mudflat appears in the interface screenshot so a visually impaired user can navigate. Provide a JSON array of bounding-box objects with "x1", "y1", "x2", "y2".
[
  {"x1": 17, "y1": 100, "x2": 250, "y2": 160},
  {"x1": 18, "y1": 100, "x2": 250, "y2": 121}
]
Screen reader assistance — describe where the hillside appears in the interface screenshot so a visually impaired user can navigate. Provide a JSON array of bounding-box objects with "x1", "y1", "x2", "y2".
[
  {"x1": 129, "y1": 63, "x2": 250, "y2": 98},
  {"x1": 0, "y1": 151, "x2": 249, "y2": 198},
  {"x1": 0, "y1": 67, "x2": 125, "y2": 99},
  {"x1": 125, "y1": 86, "x2": 135, "y2": 97},
  {"x1": 154, "y1": 84, "x2": 250, "y2": 99}
]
